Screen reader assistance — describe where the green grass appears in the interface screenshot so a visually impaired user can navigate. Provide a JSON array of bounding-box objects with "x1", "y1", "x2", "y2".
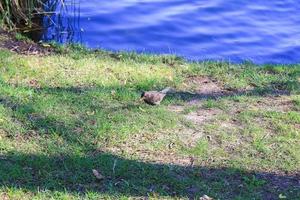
[{"x1": 0, "y1": 43, "x2": 299, "y2": 199}]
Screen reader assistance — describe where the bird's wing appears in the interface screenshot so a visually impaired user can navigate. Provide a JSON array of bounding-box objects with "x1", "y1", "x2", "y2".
[{"x1": 144, "y1": 92, "x2": 165, "y2": 104}]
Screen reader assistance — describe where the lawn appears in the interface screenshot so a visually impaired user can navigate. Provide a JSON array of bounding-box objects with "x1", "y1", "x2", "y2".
[{"x1": 0, "y1": 34, "x2": 299, "y2": 199}]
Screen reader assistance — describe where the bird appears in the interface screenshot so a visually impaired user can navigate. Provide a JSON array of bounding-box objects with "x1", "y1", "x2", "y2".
[{"x1": 140, "y1": 87, "x2": 171, "y2": 105}]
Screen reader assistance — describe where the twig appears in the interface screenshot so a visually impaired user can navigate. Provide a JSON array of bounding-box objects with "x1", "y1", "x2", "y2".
[{"x1": 112, "y1": 159, "x2": 117, "y2": 175}]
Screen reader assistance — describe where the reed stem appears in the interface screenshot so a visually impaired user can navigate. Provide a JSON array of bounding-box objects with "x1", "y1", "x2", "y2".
[{"x1": 0, "y1": 0, "x2": 44, "y2": 29}]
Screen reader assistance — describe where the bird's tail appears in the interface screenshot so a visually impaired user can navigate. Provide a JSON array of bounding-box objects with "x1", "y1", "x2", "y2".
[{"x1": 160, "y1": 87, "x2": 171, "y2": 94}]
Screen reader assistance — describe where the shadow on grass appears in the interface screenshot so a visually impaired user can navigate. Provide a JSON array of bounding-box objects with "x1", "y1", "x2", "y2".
[
  {"x1": 166, "y1": 88, "x2": 291, "y2": 103},
  {"x1": 1, "y1": 151, "x2": 299, "y2": 199},
  {"x1": 32, "y1": 83, "x2": 296, "y2": 105}
]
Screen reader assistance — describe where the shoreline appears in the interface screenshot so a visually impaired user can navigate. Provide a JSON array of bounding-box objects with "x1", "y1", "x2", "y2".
[{"x1": 1, "y1": 30, "x2": 300, "y2": 67}]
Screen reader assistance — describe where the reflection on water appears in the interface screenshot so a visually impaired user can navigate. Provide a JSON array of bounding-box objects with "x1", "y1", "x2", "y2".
[
  {"x1": 43, "y1": 0, "x2": 82, "y2": 44},
  {"x1": 42, "y1": 0, "x2": 300, "y2": 64}
]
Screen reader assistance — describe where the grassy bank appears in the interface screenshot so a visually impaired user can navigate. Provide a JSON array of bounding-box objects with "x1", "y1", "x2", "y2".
[{"x1": 0, "y1": 33, "x2": 299, "y2": 199}]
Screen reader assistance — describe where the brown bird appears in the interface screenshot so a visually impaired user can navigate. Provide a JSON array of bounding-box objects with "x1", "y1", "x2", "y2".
[{"x1": 141, "y1": 87, "x2": 171, "y2": 105}]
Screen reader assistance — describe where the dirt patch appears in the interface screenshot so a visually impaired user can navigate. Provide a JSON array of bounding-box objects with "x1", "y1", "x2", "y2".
[
  {"x1": 182, "y1": 76, "x2": 233, "y2": 102},
  {"x1": 167, "y1": 106, "x2": 223, "y2": 148},
  {"x1": 168, "y1": 76, "x2": 228, "y2": 128},
  {"x1": 167, "y1": 76, "x2": 227, "y2": 133},
  {"x1": 177, "y1": 127, "x2": 204, "y2": 147},
  {"x1": 167, "y1": 105, "x2": 185, "y2": 113},
  {"x1": 167, "y1": 76, "x2": 236, "y2": 111},
  {"x1": 0, "y1": 29, "x2": 53, "y2": 55},
  {"x1": 187, "y1": 76, "x2": 225, "y2": 94},
  {"x1": 185, "y1": 109, "x2": 221, "y2": 125},
  {"x1": 253, "y1": 96, "x2": 295, "y2": 112}
]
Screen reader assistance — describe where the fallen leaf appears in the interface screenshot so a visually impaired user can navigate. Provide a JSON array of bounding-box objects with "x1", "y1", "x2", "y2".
[
  {"x1": 41, "y1": 43, "x2": 51, "y2": 47},
  {"x1": 200, "y1": 195, "x2": 213, "y2": 200},
  {"x1": 279, "y1": 194, "x2": 287, "y2": 199},
  {"x1": 92, "y1": 169, "x2": 105, "y2": 180},
  {"x1": 139, "y1": 107, "x2": 146, "y2": 112},
  {"x1": 86, "y1": 111, "x2": 95, "y2": 116}
]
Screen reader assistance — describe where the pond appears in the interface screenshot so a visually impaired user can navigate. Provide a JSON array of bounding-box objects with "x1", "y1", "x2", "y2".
[{"x1": 42, "y1": 0, "x2": 300, "y2": 64}]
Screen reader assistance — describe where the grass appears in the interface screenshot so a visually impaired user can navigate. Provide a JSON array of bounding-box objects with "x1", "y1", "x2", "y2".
[{"x1": 0, "y1": 38, "x2": 299, "y2": 199}]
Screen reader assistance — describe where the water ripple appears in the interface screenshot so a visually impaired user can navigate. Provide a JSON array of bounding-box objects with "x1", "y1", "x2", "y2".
[{"x1": 44, "y1": 0, "x2": 300, "y2": 64}]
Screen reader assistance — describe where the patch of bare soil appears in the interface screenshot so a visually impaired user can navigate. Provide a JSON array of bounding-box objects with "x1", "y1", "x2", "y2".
[
  {"x1": 177, "y1": 127, "x2": 204, "y2": 147},
  {"x1": 188, "y1": 76, "x2": 226, "y2": 94},
  {"x1": 168, "y1": 76, "x2": 228, "y2": 127},
  {"x1": 166, "y1": 77, "x2": 230, "y2": 150},
  {"x1": 253, "y1": 95, "x2": 295, "y2": 112},
  {"x1": 185, "y1": 109, "x2": 221, "y2": 125},
  {"x1": 167, "y1": 105, "x2": 185, "y2": 113},
  {"x1": 168, "y1": 105, "x2": 222, "y2": 128},
  {"x1": 182, "y1": 76, "x2": 234, "y2": 103},
  {"x1": 168, "y1": 76, "x2": 234, "y2": 110},
  {"x1": 0, "y1": 29, "x2": 53, "y2": 55}
]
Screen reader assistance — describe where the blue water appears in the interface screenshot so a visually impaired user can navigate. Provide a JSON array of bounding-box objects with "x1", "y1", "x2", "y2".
[{"x1": 43, "y1": 0, "x2": 300, "y2": 64}]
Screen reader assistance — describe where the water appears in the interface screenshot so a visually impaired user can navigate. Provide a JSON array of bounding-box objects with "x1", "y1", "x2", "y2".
[{"x1": 43, "y1": 0, "x2": 300, "y2": 64}]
